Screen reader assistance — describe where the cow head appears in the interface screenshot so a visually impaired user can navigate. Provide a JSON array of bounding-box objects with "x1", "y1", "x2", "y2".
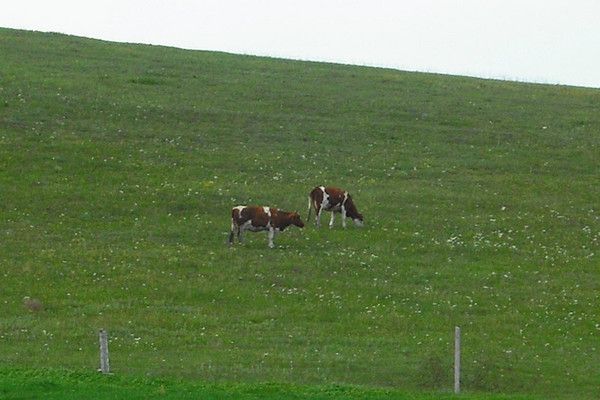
[
  {"x1": 291, "y1": 212, "x2": 305, "y2": 228},
  {"x1": 353, "y1": 213, "x2": 364, "y2": 227}
]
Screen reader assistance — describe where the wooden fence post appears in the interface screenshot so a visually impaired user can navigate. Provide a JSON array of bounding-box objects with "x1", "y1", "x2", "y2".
[
  {"x1": 454, "y1": 326, "x2": 461, "y2": 394},
  {"x1": 99, "y1": 329, "x2": 110, "y2": 374}
]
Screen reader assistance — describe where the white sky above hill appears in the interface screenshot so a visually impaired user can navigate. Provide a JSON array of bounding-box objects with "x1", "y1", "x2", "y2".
[{"x1": 2, "y1": 0, "x2": 600, "y2": 88}]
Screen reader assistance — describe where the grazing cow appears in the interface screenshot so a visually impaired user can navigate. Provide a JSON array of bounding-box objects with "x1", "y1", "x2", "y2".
[
  {"x1": 307, "y1": 186, "x2": 364, "y2": 228},
  {"x1": 229, "y1": 206, "x2": 304, "y2": 248}
]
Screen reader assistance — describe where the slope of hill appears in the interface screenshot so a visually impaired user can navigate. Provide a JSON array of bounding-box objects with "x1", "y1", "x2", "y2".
[
  {"x1": 0, "y1": 28, "x2": 598, "y2": 399},
  {"x1": 0, "y1": 367, "x2": 538, "y2": 400}
]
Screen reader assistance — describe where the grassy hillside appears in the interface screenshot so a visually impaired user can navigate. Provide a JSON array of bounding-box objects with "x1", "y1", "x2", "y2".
[
  {"x1": 0, "y1": 368, "x2": 535, "y2": 400},
  {"x1": 0, "y1": 28, "x2": 598, "y2": 399}
]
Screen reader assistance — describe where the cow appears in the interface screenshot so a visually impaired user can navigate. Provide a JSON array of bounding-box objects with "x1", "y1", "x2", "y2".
[
  {"x1": 229, "y1": 205, "x2": 304, "y2": 248},
  {"x1": 307, "y1": 186, "x2": 364, "y2": 228}
]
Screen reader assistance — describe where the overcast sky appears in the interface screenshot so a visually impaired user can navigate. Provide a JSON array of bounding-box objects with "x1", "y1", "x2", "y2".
[{"x1": 2, "y1": 1, "x2": 600, "y2": 88}]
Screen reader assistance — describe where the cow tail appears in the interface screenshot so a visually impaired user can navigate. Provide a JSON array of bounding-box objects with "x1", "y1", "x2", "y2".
[
  {"x1": 229, "y1": 208, "x2": 238, "y2": 245},
  {"x1": 307, "y1": 195, "x2": 313, "y2": 221}
]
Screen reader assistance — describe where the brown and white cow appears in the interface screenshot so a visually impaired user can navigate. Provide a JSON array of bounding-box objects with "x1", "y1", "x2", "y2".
[
  {"x1": 307, "y1": 186, "x2": 364, "y2": 228},
  {"x1": 229, "y1": 206, "x2": 304, "y2": 248}
]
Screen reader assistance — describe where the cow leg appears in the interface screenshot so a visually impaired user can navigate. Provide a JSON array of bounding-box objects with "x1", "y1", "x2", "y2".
[
  {"x1": 268, "y1": 228, "x2": 276, "y2": 248},
  {"x1": 229, "y1": 221, "x2": 237, "y2": 245},
  {"x1": 316, "y1": 206, "x2": 323, "y2": 228},
  {"x1": 341, "y1": 205, "x2": 347, "y2": 228},
  {"x1": 329, "y1": 211, "x2": 335, "y2": 229},
  {"x1": 237, "y1": 225, "x2": 245, "y2": 243}
]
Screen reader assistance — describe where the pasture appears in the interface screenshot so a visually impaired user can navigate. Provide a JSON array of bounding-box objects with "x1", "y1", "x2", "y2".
[{"x1": 0, "y1": 28, "x2": 598, "y2": 399}]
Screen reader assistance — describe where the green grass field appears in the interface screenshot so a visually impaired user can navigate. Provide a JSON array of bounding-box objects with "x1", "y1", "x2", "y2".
[
  {"x1": 0, "y1": 368, "x2": 537, "y2": 400},
  {"x1": 0, "y1": 28, "x2": 598, "y2": 399}
]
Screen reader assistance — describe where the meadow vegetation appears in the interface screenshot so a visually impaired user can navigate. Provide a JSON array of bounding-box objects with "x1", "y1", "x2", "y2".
[{"x1": 0, "y1": 28, "x2": 598, "y2": 399}]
